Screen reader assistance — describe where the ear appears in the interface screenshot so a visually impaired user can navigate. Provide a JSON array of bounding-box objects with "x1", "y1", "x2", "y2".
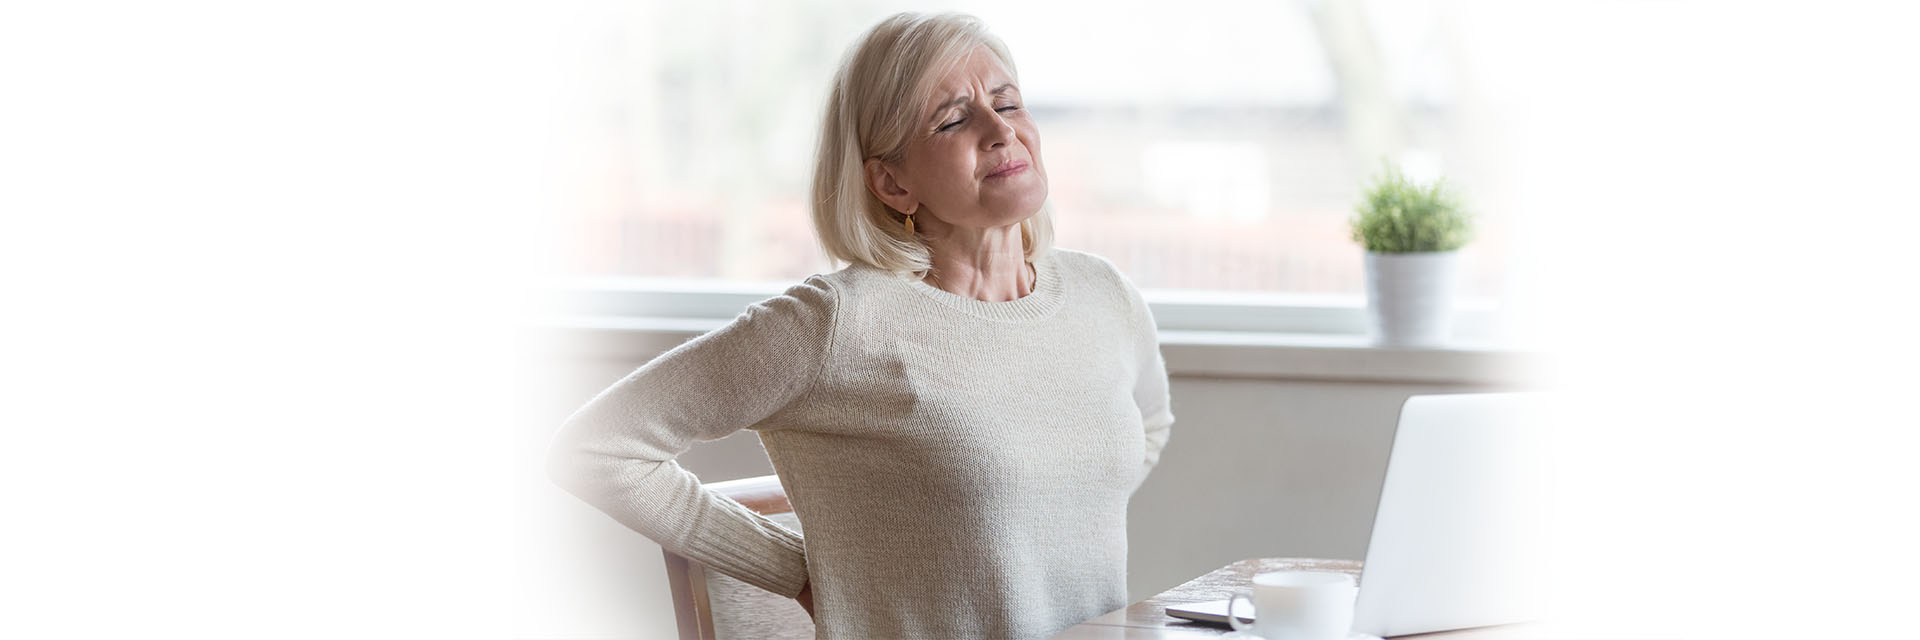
[{"x1": 863, "y1": 158, "x2": 919, "y2": 216}]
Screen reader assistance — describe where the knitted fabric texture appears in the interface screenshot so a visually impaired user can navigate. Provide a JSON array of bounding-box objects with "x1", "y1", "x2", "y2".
[{"x1": 547, "y1": 247, "x2": 1176, "y2": 640}]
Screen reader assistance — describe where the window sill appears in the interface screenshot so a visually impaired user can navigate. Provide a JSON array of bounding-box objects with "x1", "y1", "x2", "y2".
[
  {"x1": 1156, "y1": 330, "x2": 1539, "y2": 384},
  {"x1": 535, "y1": 318, "x2": 1544, "y2": 385}
]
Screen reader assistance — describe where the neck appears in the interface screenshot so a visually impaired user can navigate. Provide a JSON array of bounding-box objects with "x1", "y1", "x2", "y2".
[{"x1": 920, "y1": 223, "x2": 1033, "y2": 302}]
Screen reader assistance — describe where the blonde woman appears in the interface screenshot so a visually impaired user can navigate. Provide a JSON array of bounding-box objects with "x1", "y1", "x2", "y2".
[{"x1": 547, "y1": 12, "x2": 1174, "y2": 639}]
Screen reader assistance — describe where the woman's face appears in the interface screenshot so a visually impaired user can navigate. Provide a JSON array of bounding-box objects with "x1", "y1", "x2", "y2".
[{"x1": 867, "y1": 44, "x2": 1048, "y2": 231}]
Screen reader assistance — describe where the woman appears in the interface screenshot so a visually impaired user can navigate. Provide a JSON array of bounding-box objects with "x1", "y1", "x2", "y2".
[{"x1": 547, "y1": 12, "x2": 1174, "y2": 640}]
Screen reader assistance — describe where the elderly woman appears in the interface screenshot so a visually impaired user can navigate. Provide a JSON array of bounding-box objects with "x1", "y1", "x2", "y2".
[{"x1": 547, "y1": 11, "x2": 1174, "y2": 640}]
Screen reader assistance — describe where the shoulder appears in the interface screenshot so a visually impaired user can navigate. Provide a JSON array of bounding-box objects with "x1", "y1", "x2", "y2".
[
  {"x1": 1048, "y1": 248, "x2": 1160, "y2": 340},
  {"x1": 755, "y1": 274, "x2": 837, "y2": 313},
  {"x1": 1047, "y1": 247, "x2": 1124, "y2": 281},
  {"x1": 748, "y1": 260, "x2": 910, "y2": 327},
  {"x1": 728, "y1": 272, "x2": 847, "y2": 338},
  {"x1": 800, "y1": 260, "x2": 905, "y2": 307},
  {"x1": 1048, "y1": 247, "x2": 1146, "y2": 307}
]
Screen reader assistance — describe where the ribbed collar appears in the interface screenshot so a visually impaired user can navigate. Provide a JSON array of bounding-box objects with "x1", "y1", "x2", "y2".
[{"x1": 895, "y1": 249, "x2": 1065, "y2": 323}]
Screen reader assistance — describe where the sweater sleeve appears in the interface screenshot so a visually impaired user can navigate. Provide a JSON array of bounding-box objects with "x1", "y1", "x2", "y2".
[
  {"x1": 1117, "y1": 269, "x2": 1175, "y2": 491},
  {"x1": 544, "y1": 276, "x2": 837, "y2": 599}
]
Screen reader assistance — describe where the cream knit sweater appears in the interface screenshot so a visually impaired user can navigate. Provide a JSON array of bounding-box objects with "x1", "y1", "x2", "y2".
[{"x1": 547, "y1": 247, "x2": 1175, "y2": 640}]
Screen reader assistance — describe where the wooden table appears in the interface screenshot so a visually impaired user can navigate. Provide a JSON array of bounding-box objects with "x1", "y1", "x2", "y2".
[{"x1": 1052, "y1": 557, "x2": 1554, "y2": 639}]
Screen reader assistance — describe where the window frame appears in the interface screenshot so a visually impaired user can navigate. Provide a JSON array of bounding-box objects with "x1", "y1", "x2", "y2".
[
  {"x1": 543, "y1": 278, "x2": 1531, "y2": 387},
  {"x1": 550, "y1": 276, "x2": 1507, "y2": 342}
]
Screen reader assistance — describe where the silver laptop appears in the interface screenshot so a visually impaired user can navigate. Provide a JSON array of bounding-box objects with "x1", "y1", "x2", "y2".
[{"x1": 1166, "y1": 392, "x2": 1555, "y2": 636}]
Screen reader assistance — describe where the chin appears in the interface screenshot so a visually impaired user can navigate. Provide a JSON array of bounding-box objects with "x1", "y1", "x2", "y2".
[{"x1": 989, "y1": 183, "x2": 1049, "y2": 225}]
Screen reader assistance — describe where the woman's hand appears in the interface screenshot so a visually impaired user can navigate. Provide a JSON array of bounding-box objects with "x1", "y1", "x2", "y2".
[{"x1": 796, "y1": 579, "x2": 816, "y2": 620}]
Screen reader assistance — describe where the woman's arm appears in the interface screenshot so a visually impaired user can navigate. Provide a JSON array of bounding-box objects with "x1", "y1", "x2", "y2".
[
  {"x1": 1131, "y1": 300, "x2": 1175, "y2": 485},
  {"x1": 545, "y1": 276, "x2": 839, "y2": 599},
  {"x1": 1115, "y1": 265, "x2": 1175, "y2": 489}
]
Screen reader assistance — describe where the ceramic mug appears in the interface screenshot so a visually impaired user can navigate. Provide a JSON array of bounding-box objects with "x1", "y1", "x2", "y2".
[{"x1": 1225, "y1": 570, "x2": 1357, "y2": 640}]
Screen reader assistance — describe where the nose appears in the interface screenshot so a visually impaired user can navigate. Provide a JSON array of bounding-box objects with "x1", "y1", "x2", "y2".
[{"x1": 981, "y1": 109, "x2": 1015, "y2": 151}]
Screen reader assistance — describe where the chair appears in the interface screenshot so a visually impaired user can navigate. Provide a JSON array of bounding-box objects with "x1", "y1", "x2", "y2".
[{"x1": 662, "y1": 474, "x2": 816, "y2": 640}]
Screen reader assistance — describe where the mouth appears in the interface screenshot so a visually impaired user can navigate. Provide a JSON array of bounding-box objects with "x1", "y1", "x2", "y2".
[{"x1": 985, "y1": 160, "x2": 1028, "y2": 179}]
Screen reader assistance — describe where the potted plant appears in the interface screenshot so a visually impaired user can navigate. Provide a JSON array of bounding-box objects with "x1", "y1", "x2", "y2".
[{"x1": 1349, "y1": 163, "x2": 1475, "y2": 347}]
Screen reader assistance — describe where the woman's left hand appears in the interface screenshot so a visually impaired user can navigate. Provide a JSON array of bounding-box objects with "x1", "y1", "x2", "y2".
[{"x1": 796, "y1": 579, "x2": 816, "y2": 621}]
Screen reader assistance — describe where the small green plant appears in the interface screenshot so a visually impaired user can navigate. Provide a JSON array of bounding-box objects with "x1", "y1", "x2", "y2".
[{"x1": 1349, "y1": 163, "x2": 1474, "y2": 253}]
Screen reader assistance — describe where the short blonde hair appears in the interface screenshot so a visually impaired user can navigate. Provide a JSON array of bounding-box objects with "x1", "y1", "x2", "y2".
[{"x1": 810, "y1": 11, "x2": 1055, "y2": 274}]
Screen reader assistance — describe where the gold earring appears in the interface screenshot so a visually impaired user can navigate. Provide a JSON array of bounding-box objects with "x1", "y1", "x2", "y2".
[{"x1": 903, "y1": 212, "x2": 915, "y2": 235}]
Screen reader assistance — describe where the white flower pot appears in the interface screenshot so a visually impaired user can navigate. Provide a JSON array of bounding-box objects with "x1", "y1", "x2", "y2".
[{"x1": 1364, "y1": 250, "x2": 1460, "y2": 348}]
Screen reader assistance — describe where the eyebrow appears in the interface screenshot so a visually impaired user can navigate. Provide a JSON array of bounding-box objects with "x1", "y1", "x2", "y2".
[{"x1": 928, "y1": 83, "x2": 1018, "y2": 122}]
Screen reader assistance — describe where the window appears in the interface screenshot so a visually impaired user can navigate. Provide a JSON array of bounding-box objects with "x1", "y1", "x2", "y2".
[{"x1": 556, "y1": 0, "x2": 1514, "y2": 336}]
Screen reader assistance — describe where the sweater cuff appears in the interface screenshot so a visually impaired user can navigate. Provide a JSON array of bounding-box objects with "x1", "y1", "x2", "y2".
[{"x1": 683, "y1": 497, "x2": 810, "y2": 598}]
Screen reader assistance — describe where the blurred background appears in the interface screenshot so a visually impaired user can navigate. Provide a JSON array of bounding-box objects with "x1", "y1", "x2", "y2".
[{"x1": 559, "y1": 0, "x2": 1513, "y2": 303}]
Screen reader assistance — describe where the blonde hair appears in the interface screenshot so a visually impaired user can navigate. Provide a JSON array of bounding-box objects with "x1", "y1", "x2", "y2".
[{"x1": 810, "y1": 11, "x2": 1055, "y2": 274}]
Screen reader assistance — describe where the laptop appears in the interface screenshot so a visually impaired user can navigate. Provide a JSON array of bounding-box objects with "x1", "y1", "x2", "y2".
[{"x1": 1165, "y1": 392, "x2": 1556, "y2": 637}]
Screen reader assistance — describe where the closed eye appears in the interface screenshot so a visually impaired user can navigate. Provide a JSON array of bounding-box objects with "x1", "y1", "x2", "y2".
[{"x1": 938, "y1": 106, "x2": 1022, "y2": 132}]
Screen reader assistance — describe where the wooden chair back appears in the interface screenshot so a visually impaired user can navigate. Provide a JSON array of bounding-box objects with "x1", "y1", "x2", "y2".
[{"x1": 661, "y1": 474, "x2": 814, "y2": 640}]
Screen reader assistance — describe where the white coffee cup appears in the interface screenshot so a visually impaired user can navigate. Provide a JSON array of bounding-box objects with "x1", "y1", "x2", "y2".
[{"x1": 1225, "y1": 570, "x2": 1357, "y2": 640}]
